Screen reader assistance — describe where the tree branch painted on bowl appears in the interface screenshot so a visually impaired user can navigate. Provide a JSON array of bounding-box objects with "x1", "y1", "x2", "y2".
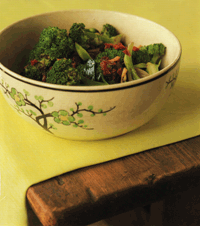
[
  {"x1": 0, "y1": 80, "x2": 116, "y2": 133},
  {"x1": 165, "y1": 69, "x2": 179, "y2": 89}
]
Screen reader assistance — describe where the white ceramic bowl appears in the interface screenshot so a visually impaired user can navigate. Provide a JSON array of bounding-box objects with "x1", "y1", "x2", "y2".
[{"x1": 0, "y1": 10, "x2": 181, "y2": 140}]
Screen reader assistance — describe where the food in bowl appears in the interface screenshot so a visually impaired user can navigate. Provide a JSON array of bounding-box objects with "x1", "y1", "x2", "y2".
[
  {"x1": 0, "y1": 10, "x2": 181, "y2": 140},
  {"x1": 22, "y1": 23, "x2": 166, "y2": 86}
]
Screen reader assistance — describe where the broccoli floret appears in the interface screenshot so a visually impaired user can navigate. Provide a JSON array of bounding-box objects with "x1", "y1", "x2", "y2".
[
  {"x1": 145, "y1": 43, "x2": 166, "y2": 74},
  {"x1": 132, "y1": 47, "x2": 151, "y2": 65},
  {"x1": 69, "y1": 23, "x2": 123, "y2": 51},
  {"x1": 46, "y1": 58, "x2": 81, "y2": 85},
  {"x1": 147, "y1": 43, "x2": 166, "y2": 64},
  {"x1": 23, "y1": 64, "x2": 43, "y2": 81},
  {"x1": 99, "y1": 24, "x2": 123, "y2": 44},
  {"x1": 69, "y1": 23, "x2": 103, "y2": 49},
  {"x1": 28, "y1": 26, "x2": 74, "y2": 62},
  {"x1": 132, "y1": 43, "x2": 166, "y2": 64},
  {"x1": 140, "y1": 43, "x2": 166, "y2": 64},
  {"x1": 23, "y1": 58, "x2": 53, "y2": 81},
  {"x1": 132, "y1": 43, "x2": 166, "y2": 75},
  {"x1": 101, "y1": 24, "x2": 118, "y2": 38},
  {"x1": 95, "y1": 47, "x2": 125, "y2": 63},
  {"x1": 69, "y1": 23, "x2": 90, "y2": 49}
]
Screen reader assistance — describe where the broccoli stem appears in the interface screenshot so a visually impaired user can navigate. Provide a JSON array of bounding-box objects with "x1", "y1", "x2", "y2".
[
  {"x1": 124, "y1": 42, "x2": 140, "y2": 80},
  {"x1": 100, "y1": 34, "x2": 123, "y2": 44},
  {"x1": 133, "y1": 63, "x2": 147, "y2": 69},
  {"x1": 85, "y1": 32, "x2": 123, "y2": 45},
  {"x1": 98, "y1": 74, "x2": 109, "y2": 85},
  {"x1": 151, "y1": 54, "x2": 160, "y2": 64},
  {"x1": 75, "y1": 42, "x2": 92, "y2": 61},
  {"x1": 146, "y1": 60, "x2": 161, "y2": 75},
  {"x1": 85, "y1": 28, "x2": 99, "y2": 33}
]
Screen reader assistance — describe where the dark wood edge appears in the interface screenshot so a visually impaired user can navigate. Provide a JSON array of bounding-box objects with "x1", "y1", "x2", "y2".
[{"x1": 27, "y1": 135, "x2": 200, "y2": 226}]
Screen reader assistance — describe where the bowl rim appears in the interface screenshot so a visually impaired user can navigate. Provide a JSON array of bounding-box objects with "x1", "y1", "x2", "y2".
[{"x1": 0, "y1": 9, "x2": 182, "y2": 92}]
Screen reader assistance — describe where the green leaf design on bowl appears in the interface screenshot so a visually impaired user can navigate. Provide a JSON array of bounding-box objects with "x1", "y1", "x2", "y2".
[
  {"x1": 48, "y1": 101, "x2": 54, "y2": 107},
  {"x1": 78, "y1": 120, "x2": 84, "y2": 124},
  {"x1": 23, "y1": 89, "x2": 30, "y2": 96},
  {"x1": 62, "y1": 121, "x2": 70, "y2": 126},
  {"x1": 51, "y1": 111, "x2": 59, "y2": 117},
  {"x1": 68, "y1": 116, "x2": 75, "y2": 122},
  {"x1": 41, "y1": 103, "x2": 47, "y2": 109},
  {"x1": 88, "y1": 105, "x2": 93, "y2": 111},
  {"x1": 59, "y1": 110, "x2": 68, "y2": 116},
  {"x1": 0, "y1": 80, "x2": 116, "y2": 133},
  {"x1": 10, "y1": 88, "x2": 25, "y2": 106},
  {"x1": 77, "y1": 113, "x2": 83, "y2": 118}
]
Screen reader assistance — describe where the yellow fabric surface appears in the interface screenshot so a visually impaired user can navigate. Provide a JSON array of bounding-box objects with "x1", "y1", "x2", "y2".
[{"x1": 0, "y1": 0, "x2": 200, "y2": 225}]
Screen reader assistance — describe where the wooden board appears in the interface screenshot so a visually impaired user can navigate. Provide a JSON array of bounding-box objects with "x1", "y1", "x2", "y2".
[{"x1": 27, "y1": 135, "x2": 200, "y2": 226}]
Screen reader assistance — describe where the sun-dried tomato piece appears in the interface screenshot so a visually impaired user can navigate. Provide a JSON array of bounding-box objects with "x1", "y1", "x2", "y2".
[
  {"x1": 133, "y1": 46, "x2": 140, "y2": 51},
  {"x1": 123, "y1": 48, "x2": 131, "y2": 56},
  {"x1": 31, "y1": 59, "x2": 39, "y2": 66},
  {"x1": 113, "y1": 43, "x2": 126, "y2": 50}
]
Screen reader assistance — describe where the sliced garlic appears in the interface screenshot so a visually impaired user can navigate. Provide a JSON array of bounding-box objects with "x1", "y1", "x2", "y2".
[{"x1": 121, "y1": 68, "x2": 128, "y2": 83}]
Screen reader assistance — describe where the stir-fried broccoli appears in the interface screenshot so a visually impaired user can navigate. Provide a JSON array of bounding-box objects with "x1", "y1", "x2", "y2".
[
  {"x1": 132, "y1": 47, "x2": 151, "y2": 65},
  {"x1": 46, "y1": 58, "x2": 81, "y2": 85},
  {"x1": 22, "y1": 23, "x2": 166, "y2": 86},
  {"x1": 74, "y1": 42, "x2": 125, "y2": 84},
  {"x1": 146, "y1": 43, "x2": 166, "y2": 75},
  {"x1": 69, "y1": 22, "x2": 123, "y2": 48},
  {"x1": 69, "y1": 23, "x2": 93, "y2": 49},
  {"x1": 23, "y1": 57, "x2": 52, "y2": 81},
  {"x1": 124, "y1": 42, "x2": 140, "y2": 80},
  {"x1": 94, "y1": 44, "x2": 125, "y2": 83},
  {"x1": 69, "y1": 22, "x2": 108, "y2": 49},
  {"x1": 23, "y1": 63, "x2": 43, "y2": 81},
  {"x1": 28, "y1": 26, "x2": 74, "y2": 62},
  {"x1": 95, "y1": 45, "x2": 125, "y2": 63},
  {"x1": 132, "y1": 43, "x2": 166, "y2": 75},
  {"x1": 100, "y1": 23, "x2": 123, "y2": 44},
  {"x1": 101, "y1": 23, "x2": 118, "y2": 38},
  {"x1": 132, "y1": 43, "x2": 165, "y2": 63}
]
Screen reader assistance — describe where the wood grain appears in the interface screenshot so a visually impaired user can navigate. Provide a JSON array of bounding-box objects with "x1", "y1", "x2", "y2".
[{"x1": 27, "y1": 135, "x2": 200, "y2": 226}]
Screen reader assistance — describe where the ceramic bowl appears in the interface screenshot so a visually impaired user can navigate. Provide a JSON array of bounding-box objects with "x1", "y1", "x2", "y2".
[{"x1": 0, "y1": 10, "x2": 181, "y2": 140}]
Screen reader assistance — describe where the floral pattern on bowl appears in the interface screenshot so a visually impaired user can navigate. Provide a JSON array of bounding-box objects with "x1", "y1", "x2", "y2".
[{"x1": 0, "y1": 79, "x2": 116, "y2": 134}]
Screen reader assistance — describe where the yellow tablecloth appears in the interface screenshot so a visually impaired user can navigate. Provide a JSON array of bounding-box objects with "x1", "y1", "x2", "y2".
[{"x1": 0, "y1": 0, "x2": 200, "y2": 225}]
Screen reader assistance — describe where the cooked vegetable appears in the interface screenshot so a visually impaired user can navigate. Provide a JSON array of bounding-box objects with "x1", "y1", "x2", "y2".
[
  {"x1": 46, "y1": 58, "x2": 81, "y2": 85},
  {"x1": 75, "y1": 42, "x2": 92, "y2": 61},
  {"x1": 94, "y1": 43, "x2": 125, "y2": 84},
  {"x1": 28, "y1": 26, "x2": 74, "y2": 62},
  {"x1": 69, "y1": 23, "x2": 98, "y2": 49},
  {"x1": 22, "y1": 23, "x2": 166, "y2": 86},
  {"x1": 101, "y1": 23, "x2": 118, "y2": 37},
  {"x1": 132, "y1": 43, "x2": 166, "y2": 75},
  {"x1": 124, "y1": 42, "x2": 140, "y2": 80}
]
